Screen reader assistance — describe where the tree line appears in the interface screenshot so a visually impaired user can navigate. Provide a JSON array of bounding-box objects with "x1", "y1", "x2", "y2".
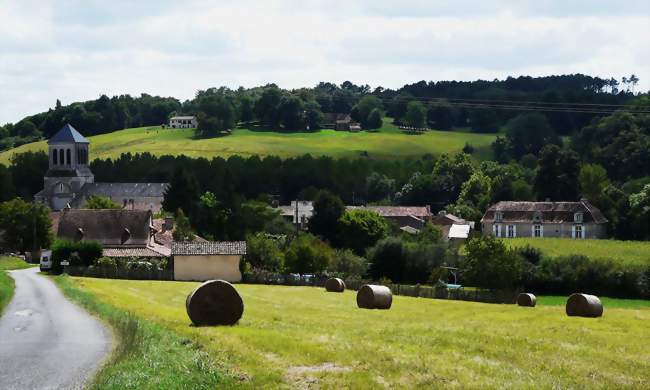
[{"x1": 1, "y1": 74, "x2": 643, "y2": 151}]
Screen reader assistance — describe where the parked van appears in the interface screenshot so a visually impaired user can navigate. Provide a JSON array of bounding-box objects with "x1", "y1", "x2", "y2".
[{"x1": 40, "y1": 250, "x2": 52, "y2": 272}]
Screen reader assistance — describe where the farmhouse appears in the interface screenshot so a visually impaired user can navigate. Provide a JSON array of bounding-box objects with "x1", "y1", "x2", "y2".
[
  {"x1": 172, "y1": 241, "x2": 246, "y2": 282},
  {"x1": 321, "y1": 113, "x2": 361, "y2": 131},
  {"x1": 431, "y1": 210, "x2": 473, "y2": 240},
  {"x1": 57, "y1": 208, "x2": 170, "y2": 258},
  {"x1": 34, "y1": 124, "x2": 168, "y2": 211},
  {"x1": 169, "y1": 115, "x2": 197, "y2": 129},
  {"x1": 347, "y1": 206, "x2": 433, "y2": 229},
  {"x1": 481, "y1": 200, "x2": 608, "y2": 239}
]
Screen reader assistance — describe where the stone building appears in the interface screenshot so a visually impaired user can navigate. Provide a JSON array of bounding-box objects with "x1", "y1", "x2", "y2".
[
  {"x1": 35, "y1": 124, "x2": 168, "y2": 212},
  {"x1": 481, "y1": 200, "x2": 608, "y2": 239}
]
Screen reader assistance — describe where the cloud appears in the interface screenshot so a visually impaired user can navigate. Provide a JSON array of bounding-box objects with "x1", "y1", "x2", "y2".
[{"x1": 0, "y1": 0, "x2": 648, "y2": 124}]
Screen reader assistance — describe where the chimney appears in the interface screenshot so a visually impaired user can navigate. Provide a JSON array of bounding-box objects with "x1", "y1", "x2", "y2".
[
  {"x1": 271, "y1": 199, "x2": 279, "y2": 208},
  {"x1": 438, "y1": 210, "x2": 447, "y2": 217}
]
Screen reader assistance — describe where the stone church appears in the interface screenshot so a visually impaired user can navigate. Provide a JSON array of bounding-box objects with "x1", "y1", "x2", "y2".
[{"x1": 35, "y1": 124, "x2": 169, "y2": 211}]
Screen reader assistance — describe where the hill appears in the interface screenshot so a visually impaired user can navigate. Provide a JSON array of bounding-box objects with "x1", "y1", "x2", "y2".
[{"x1": 0, "y1": 121, "x2": 495, "y2": 164}]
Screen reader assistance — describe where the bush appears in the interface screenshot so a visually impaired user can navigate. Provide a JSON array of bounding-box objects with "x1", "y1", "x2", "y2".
[
  {"x1": 462, "y1": 236, "x2": 522, "y2": 290},
  {"x1": 328, "y1": 249, "x2": 368, "y2": 278},
  {"x1": 337, "y1": 209, "x2": 389, "y2": 255},
  {"x1": 96, "y1": 257, "x2": 117, "y2": 268},
  {"x1": 284, "y1": 234, "x2": 333, "y2": 274},
  {"x1": 51, "y1": 239, "x2": 103, "y2": 274},
  {"x1": 245, "y1": 234, "x2": 285, "y2": 272}
]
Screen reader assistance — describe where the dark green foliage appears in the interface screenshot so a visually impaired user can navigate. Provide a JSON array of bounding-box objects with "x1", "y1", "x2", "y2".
[
  {"x1": 534, "y1": 144, "x2": 580, "y2": 201},
  {"x1": 462, "y1": 236, "x2": 522, "y2": 290},
  {"x1": 308, "y1": 190, "x2": 345, "y2": 244},
  {"x1": 51, "y1": 239, "x2": 103, "y2": 273},
  {"x1": 501, "y1": 113, "x2": 560, "y2": 159},
  {"x1": 328, "y1": 249, "x2": 368, "y2": 277},
  {"x1": 366, "y1": 108, "x2": 383, "y2": 129},
  {"x1": 9, "y1": 151, "x2": 49, "y2": 199},
  {"x1": 337, "y1": 209, "x2": 389, "y2": 255},
  {"x1": 245, "y1": 234, "x2": 285, "y2": 272},
  {"x1": 0, "y1": 198, "x2": 53, "y2": 253},
  {"x1": 162, "y1": 168, "x2": 200, "y2": 216},
  {"x1": 404, "y1": 101, "x2": 427, "y2": 128},
  {"x1": 427, "y1": 101, "x2": 458, "y2": 130},
  {"x1": 284, "y1": 234, "x2": 333, "y2": 274},
  {"x1": 196, "y1": 92, "x2": 237, "y2": 137},
  {"x1": 353, "y1": 96, "x2": 383, "y2": 129},
  {"x1": 84, "y1": 195, "x2": 121, "y2": 209},
  {"x1": 172, "y1": 209, "x2": 195, "y2": 242}
]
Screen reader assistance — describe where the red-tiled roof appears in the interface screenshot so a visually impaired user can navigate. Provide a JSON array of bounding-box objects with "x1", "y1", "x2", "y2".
[{"x1": 481, "y1": 201, "x2": 608, "y2": 224}]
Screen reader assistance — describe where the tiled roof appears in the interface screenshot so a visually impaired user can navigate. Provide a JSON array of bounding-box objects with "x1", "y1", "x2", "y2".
[
  {"x1": 77, "y1": 182, "x2": 169, "y2": 198},
  {"x1": 103, "y1": 246, "x2": 170, "y2": 258},
  {"x1": 346, "y1": 206, "x2": 432, "y2": 218},
  {"x1": 173, "y1": 241, "x2": 247, "y2": 256},
  {"x1": 58, "y1": 209, "x2": 153, "y2": 246},
  {"x1": 481, "y1": 200, "x2": 608, "y2": 224},
  {"x1": 48, "y1": 124, "x2": 89, "y2": 144}
]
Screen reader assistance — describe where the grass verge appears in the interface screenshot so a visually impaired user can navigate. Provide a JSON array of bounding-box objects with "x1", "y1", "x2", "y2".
[
  {"x1": 0, "y1": 256, "x2": 35, "y2": 314},
  {"x1": 53, "y1": 274, "x2": 239, "y2": 389}
]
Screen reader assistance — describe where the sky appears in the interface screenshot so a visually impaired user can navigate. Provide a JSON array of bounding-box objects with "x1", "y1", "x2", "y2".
[{"x1": 1, "y1": 0, "x2": 649, "y2": 124}]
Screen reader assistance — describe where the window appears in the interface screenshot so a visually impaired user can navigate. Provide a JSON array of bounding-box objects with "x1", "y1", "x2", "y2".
[
  {"x1": 533, "y1": 224, "x2": 543, "y2": 238},
  {"x1": 574, "y1": 225, "x2": 583, "y2": 239},
  {"x1": 574, "y1": 212, "x2": 583, "y2": 223},
  {"x1": 507, "y1": 225, "x2": 516, "y2": 238},
  {"x1": 533, "y1": 211, "x2": 542, "y2": 222},
  {"x1": 495, "y1": 211, "x2": 503, "y2": 222},
  {"x1": 53, "y1": 149, "x2": 58, "y2": 165},
  {"x1": 66, "y1": 149, "x2": 71, "y2": 165},
  {"x1": 59, "y1": 149, "x2": 65, "y2": 165},
  {"x1": 493, "y1": 224, "x2": 502, "y2": 237}
]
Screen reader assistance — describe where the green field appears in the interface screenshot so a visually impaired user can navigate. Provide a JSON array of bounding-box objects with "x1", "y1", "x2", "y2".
[
  {"x1": 504, "y1": 238, "x2": 650, "y2": 266},
  {"x1": 0, "y1": 121, "x2": 495, "y2": 165},
  {"x1": 65, "y1": 277, "x2": 650, "y2": 389},
  {"x1": 0, "y1": 256, "x2": 35, "y2": 313}
]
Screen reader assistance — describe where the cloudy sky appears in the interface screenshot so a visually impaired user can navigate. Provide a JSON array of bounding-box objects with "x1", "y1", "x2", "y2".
[{"x1": 1, "y1": 0, "x2": 649, "y2": 124}]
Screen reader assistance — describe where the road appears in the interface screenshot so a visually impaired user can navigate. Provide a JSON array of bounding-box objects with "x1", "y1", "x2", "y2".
[{"x1": 0, "y1": 267, "x2": 111, "y2": 390}]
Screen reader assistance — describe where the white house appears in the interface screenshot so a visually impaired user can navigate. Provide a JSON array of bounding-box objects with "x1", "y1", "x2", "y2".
[{"x1": 169, "y1": 116, "x2": 198, "y2": 129}]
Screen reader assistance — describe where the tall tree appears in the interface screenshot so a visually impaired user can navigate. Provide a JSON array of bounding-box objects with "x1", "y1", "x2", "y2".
[
  {"x1": 0, "y1": 199, "x2": 53, "y2": 252},
  {"x1": 404, "y1": 101, "x2": 427, "y2": 128},
  {"x1": 308, "y1": 190, "x2": 345, "y2": 244},
  {"x1": 162, "y1": 168, "x2": 200, "y2": 217}
]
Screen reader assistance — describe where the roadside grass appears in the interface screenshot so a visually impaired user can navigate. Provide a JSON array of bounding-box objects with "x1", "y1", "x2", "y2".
[
  {"x1": 504, "y1": 238, "x2": 650, "y2": 266},
  {"x1": 0, "y1": 121, "x2": 496, "y2": 164},
  {"x1": 53, "y1": 275, "x2": 239, "y2": 389},
  {"x1": 68, "y1": 277, "x2": 650, "y2": 389},
  {"x1": 0, "y1": 257, "x2": 36, "y2": 314}
]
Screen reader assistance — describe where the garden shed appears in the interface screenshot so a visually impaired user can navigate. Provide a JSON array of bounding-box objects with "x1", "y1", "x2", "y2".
[{"x1": 172, "y1": 241, "x2": 247, "y2": 282}]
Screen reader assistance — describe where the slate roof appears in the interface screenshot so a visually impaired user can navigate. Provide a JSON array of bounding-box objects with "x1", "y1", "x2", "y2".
[
  {"x1": 432, "y1": 212, "x2": 466, "y2": 225},
  {"x1": 173, "y1": 241, "x2": 247, "y2": 256},
  {"x1": 103, "y1": 246, "x2": 170, "y2": 258},
  {"x1": 481, "y1": 200, "x2": 608, "y2": 224},
  {"x1": 78, "y1": 183, "x2": 169, "y2": 198},
  {"x1": 48, "y1": 124, "x2": 89, "y2": 144},
  {"x1": 57, "y1": 209, "x2": 153, "y2": 246}
]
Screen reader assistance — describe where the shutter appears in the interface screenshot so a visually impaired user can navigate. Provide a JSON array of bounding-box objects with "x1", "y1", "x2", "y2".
[
  {"x1": 531, "y1": 225, "x2": 535, "y2": 237},
  {"x1": 493, "y1": 224, "x2": 497, "y2": 236},
  {"x1": 582, "y1": 225, "x2": 586, "y2": 239},
  {"x1": 540, "y1": 225, "x2": 544, "y2": 238},
  {"x1": 513, "y1": 225, "x2": 517, "y2": 238},
  {"x1": 571, "y1": 225, "x2": 576, "y2": 239}
]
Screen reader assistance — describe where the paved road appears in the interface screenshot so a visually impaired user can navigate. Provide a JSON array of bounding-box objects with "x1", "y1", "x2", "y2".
[{"x1": 0, "y1": 267, "x2": 111, "y2": 390}]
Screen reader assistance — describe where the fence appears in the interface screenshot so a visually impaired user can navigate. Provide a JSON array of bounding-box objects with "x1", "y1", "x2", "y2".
[
  {"x1": 64, "y1": 265, "x2": 174, "y2": 281},
  {"x1": 243, "y1": 272, "x2": 517, "y2": 304}
]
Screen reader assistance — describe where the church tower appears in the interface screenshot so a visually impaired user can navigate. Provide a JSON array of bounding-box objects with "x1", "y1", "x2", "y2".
[{"x1": 41, "y1": 124, "x2": 94, "y2": 210}]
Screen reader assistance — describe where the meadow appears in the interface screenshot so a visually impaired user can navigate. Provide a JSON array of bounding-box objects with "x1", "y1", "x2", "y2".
[
  {"x1": 0, "y1": 121, "x2": 495, "y2": 165},
  {"x1": 504, "y1": 238, "x2": 650, "y2": 266},
  {"x1": 63, "y1": 276, "x2": 650, "y2": 389}
]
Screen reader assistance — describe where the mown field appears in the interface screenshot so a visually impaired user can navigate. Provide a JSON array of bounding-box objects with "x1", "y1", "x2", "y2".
[
  {"x1": 0, "y1": 257, "x2": 35, "y2": 313},
  {"x1": 65, "y1": 277, "x2": 650, "y2": 389},
  {"x1": 504, "y1": 238, "x2": 650, "y2": 266},
  {"x1": 0, "y1": 121, "x2": 495, "y2": 165}
]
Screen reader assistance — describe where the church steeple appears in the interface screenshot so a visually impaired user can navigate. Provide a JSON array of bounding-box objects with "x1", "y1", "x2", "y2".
[{"x1": 47, "y1": 124, "x2": 90, "y2": 170}]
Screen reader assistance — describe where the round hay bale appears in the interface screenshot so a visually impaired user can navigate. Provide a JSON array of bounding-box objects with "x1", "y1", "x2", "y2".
[
  {"x1": 517, "y1": 293, "x2": 537, "y2": 307},
  {"x1": 186, "y1": 280, "x2": 244, "y2": 326},
  {"x1": 325, "y1": 277, "x2": 346, "y2": 292},
  {"x1": 356, "y1": 284, "x2": 392, "y2": 309},
  {"x1": 565, "y1": 293, "x2": 603, "y2": 318}
]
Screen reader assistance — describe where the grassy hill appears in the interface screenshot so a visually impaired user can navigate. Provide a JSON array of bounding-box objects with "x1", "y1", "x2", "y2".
[
  {"x1": 504, "y1": 238, "x2": 650, "y2": 266},
  {"x1": 0, "y1": 121, "x2": 496, "y2": 164},
  {"x1": 62, "y1": 276, "x2": 650, "y2": 388}
]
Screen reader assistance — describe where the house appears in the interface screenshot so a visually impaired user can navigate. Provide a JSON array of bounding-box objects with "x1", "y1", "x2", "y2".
[
  {"x1": 57, "y1": 209, "x2": 170, "y2": 258},
  {"x1": 278, "y1": 201, "x2": 314, "y2": 230},
  {"x1": 481, "y1": 199, "x2": 608, "y2": 239},
  {"x1": 321, "y1": 113, "x2": 361, "y2": 131},
  {"x1": 346, "y1": 206, "x2": 433, "y2": 229},
  {"x1": 431, "y1": 210, "x2": 473, "y2": 241},
  {"x1": 172, "y1": 241, "x2": 246, "y2": 282},
  {"x1": 169, "y1": 116, "x2": 197, "y2": 129},
  {"x1": 35, "y1": 124, "x2": 168, "y2": 212}
]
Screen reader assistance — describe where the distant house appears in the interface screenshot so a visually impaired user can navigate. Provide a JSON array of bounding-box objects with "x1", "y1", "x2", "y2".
[
  {"x1": 169, "y1": 116, "x2": 197, "y2": 129},
  {"x1": 57, "y1": 209, "x2": 170, "y2": 258},
  {"x1": 278, "y1": 201, "x2": 314, "y2": 230},
  {"x1": 431, "y1": 211, "x2": 473, "y2": 241},
  {"x1": 346, "y1": 206, "x2": 432, "y2": 229},
  {"x1": 481, "y1": 200, "x2": 608, "y2": 239},
  {"x1": 321, "y1": 113, "x2": 361, "y2": 131},
  {"x1": 172, "y1": 241, "x2": 246, "y2": 282}
]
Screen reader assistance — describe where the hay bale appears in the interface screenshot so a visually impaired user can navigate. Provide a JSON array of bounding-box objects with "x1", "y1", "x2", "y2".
[
  {"x1": 325, "y1": 277, "x2": 346, "y2": 292},
  {"x1": 517, "y1": 293, "x2": 537, "y2": 307},
  {"x1": 565, "y1": 293, "x2": 603, "y2": 318},
  {"x1": 356, "y1": 284, "x2": 392, "y2": 309},
  {"x1": 186, "y1": 280, "x2": 244, "y2": 326}
]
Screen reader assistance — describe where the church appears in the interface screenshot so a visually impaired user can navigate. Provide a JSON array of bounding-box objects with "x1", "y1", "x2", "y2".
[{"x1": 35, "y1": 124, "x2": 169, "y2": 211}]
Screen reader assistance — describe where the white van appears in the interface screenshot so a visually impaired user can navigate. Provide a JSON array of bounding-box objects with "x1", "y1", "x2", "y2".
[{"x1": 40, "y1": 250, "x2": 52, "y2": 272}]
